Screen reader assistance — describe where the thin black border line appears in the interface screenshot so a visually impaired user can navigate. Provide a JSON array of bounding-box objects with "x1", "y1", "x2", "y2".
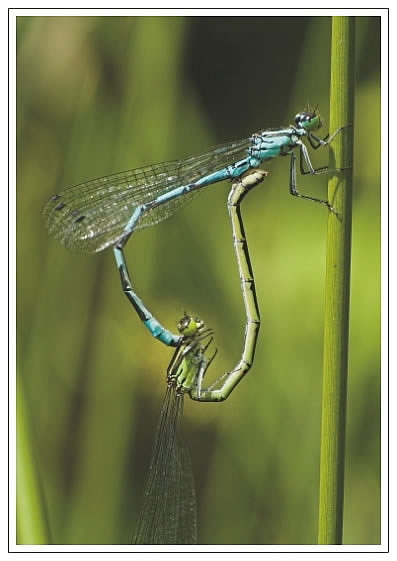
[{"x1": 10, "y1": 7, "x2": 389, "y2": 553}]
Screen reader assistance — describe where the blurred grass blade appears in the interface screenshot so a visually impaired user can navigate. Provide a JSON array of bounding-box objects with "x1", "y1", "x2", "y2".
[
  {"x1": 318, "y1": 16, "x2": 355, "y2": 545},
  {"x1": 17, "y1": 374, "x2": 52, "y2": 544}
]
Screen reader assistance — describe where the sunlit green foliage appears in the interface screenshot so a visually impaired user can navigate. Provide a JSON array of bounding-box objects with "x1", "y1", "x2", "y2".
[{"x1": 17, "y1": 15, "x2": 380, "y2": 545}]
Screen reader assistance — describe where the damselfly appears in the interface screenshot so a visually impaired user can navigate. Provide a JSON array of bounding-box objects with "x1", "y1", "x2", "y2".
[
  {"x1": 43, "y1": 110, "x2": 346, "y2": 398},
  {"x1": 133, "y1": 314, "x2": 216, "y2": 544}
]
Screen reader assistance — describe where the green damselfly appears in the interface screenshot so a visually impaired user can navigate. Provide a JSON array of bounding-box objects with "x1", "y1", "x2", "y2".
[{"x1": 133, "y1": 314, "x2": 216, "y2": 544}]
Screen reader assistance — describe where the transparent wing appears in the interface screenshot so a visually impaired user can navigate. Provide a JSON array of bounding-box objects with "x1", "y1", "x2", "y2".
[
  {"x1": 42, "y1": 137, "x2": 251, "y2": 253},
  {"x1": 132, "y1": 388, "x2": 196, "y2": 545}
]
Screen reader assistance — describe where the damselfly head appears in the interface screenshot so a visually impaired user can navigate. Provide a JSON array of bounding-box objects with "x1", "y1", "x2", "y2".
[
  {"x1": 177, "y1": 313, "x2": 204, "y2": 337},
  {"x1": 295, "y1": 109, "x2": 322, "y2": 132}
]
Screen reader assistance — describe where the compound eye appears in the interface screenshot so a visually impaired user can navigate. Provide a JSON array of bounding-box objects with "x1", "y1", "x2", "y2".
[
  {"x1": 194, "y1": 318, "x2": 204, "y2": 330},
  {"x1": 295, "y1": 112, "x2": 304, "y2": 126},
  {"x1": 296, "y1": 112, "x2": 312, "y2": 127},
  {"x1": 177, "y1": 316, "x2": 190, "y2": 333}
]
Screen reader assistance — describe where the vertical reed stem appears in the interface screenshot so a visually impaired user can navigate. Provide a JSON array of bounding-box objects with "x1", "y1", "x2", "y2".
[{"x1": 317, "y1": 16, "x2": 355, "y2": 545}]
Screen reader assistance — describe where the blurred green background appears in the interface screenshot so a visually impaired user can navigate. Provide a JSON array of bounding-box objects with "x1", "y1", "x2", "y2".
[{"x1": 16, "y1": 15, "x2": 380, "y2": 545}]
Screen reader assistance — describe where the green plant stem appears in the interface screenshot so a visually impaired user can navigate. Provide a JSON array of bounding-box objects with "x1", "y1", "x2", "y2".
[
  {"x1": 317, "y1": 16, "x2": 355, "y2": 545},
  {"x1": 17, "y1": 375, "x2": 51, "y2": 544}
]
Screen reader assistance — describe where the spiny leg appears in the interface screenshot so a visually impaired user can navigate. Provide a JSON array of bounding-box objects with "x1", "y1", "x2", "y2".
[
  {"x1": 193, "y1": 344, "x2": 218, "y2": 399},
  {"x1": 173, "y1": 333, "x2": 215, "y2": 378},
  {"x1": 190, "y1": 169, "x2": 266, "y2": 401},
  {"x1": 299, "y1": 141, "x2": 347, "y2": 178},
  {"x1": 299, "y1": 142, "x2": 330, "y2": 176},
  {"x1": 289, "y1": 151, "x2": 335, "y2": 212},
  {"x1": 290, "y1": 123, "x2": 351, "y2": 211},
  {"x1": 169, "y1": 327, "x2": 217, "y2": 394},
  {"x1": 307, "y1": 124, "x2": 351, "y2": 150},
  {"x1": 167, "y1": 339, "x2": 199, "y2": 381}
]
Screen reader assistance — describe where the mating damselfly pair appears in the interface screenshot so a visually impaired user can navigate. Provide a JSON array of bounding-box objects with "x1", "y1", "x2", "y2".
[
  {"x1": 43, "y1": 108, "x2": 347, "y2": 545},
  {"x1": 43, "y1": 109, "x2": 346, "y2": 401}
]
